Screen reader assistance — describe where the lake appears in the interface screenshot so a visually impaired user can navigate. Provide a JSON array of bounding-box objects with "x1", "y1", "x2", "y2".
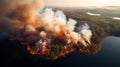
[
  {"x1": 41, "y1": 36, "x2": 120, "y2": 67},
  {"x1": 1, "y1": 36, "x2": 120, "y2": 67}
]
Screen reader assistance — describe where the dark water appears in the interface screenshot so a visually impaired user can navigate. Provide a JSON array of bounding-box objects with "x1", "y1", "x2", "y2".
[
  {"x1": 47, "y1": 36, "x2": 120, "y2": 67},
  {"x1": 0, "y1": 36, "x2": 120, "y2": 67}
]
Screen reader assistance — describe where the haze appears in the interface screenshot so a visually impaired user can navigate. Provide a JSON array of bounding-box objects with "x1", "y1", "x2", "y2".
[{"x1": 44, "y1": 0, "x2": 120, "y2": 7}]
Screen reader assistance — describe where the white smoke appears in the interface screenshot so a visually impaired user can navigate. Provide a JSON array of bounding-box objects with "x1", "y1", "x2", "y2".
[
  {"x1": 0, "y1": 0, "x2": 93, "y2": 55},
  {"x1": 35, "y1": 8, "x2": 92, "y2": 48},
  {"x1": 77, "y1": 23, "x2": 92, "y2": 44},
  {"x1": 40, "y1": 31, "x2": 47, "y2": 38},
  {"x1": 25, "y1": 25, "x2": 36, "y2": 32}
]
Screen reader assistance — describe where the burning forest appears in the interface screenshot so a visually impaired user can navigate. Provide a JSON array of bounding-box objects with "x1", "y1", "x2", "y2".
[{"x1": 0, "y1": 0, "x2": 101, "y2": 60}]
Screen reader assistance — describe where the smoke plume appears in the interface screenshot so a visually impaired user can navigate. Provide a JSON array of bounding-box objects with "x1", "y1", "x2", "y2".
[{"x1": 0, "y1": 0, "x2": 94, "y2": 59}]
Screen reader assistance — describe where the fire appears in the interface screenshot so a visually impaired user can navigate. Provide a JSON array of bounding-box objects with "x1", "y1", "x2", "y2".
[{"x1": 0, "y1": 0, "x2": 101, "y2": 60}]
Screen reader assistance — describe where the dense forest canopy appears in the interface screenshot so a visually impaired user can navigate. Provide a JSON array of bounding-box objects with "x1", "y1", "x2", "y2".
[{"x1": 1, "y1": 7, "x2": 120, "y2": 60}]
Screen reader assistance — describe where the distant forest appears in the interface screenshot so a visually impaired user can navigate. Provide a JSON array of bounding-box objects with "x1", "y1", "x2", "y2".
[
  {"x1": 48, "y1": 7, "x2": 120, "y2": 57},
  {"x1": 55, "y1": 8, "x2": 120, "y2": 44}
]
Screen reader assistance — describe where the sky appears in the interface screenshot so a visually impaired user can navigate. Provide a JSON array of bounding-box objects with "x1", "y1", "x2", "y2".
[{"x1": 44, "y1": 0, "x2": 120, "y2": 7}]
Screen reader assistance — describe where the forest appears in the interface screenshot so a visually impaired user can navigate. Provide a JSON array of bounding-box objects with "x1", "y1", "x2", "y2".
[
  {"x1": 0, "y1": 7, "x2": 120, "y2": 60},
  {"x1": 31, "y1": 7, "x2": 120, "y2": 59},
  {"x1": 42, "y1": 7, "x2": 120, "y2": 59}
]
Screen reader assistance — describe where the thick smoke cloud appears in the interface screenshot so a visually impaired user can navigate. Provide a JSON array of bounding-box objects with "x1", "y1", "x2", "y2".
[
  {"x1": 0, "y1": 0, "x2": 43, "y2": 31},
  {"x1": 0, "y1": 0, "x2": 44, "y2": 13},
  {"x1": 0, "y1": 0, "x2": 94, "y2": 58}
]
